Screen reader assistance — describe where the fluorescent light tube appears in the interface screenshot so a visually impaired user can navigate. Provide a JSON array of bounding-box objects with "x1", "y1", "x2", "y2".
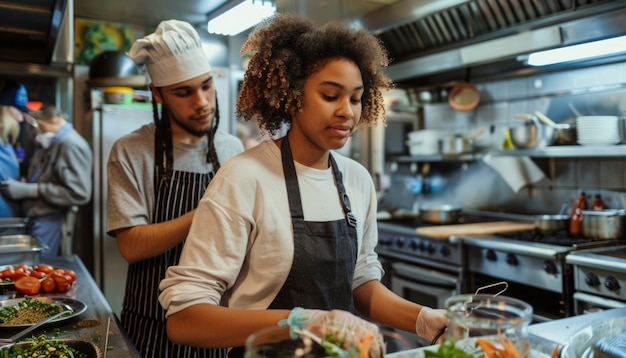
[
  {"x1": 207, "y1": 0, "x2": 276, "y2": 36},
  {"x1": 527, "y1": 35, "x2": 626, "y2": 66}
]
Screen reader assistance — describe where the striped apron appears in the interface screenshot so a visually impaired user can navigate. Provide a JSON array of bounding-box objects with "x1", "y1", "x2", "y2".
[{"x1": 120, "y1": 139, "x2": 226, "y2": 358}]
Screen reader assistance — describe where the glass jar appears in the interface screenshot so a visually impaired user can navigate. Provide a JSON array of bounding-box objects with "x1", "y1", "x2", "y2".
[{"x1": 444, "y1": 294, "x2": 533, "y2": 358}]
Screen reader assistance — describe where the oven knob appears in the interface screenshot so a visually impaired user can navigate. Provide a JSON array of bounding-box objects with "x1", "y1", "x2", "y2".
[
  {"x1": 605, "y1": 276, "x2": 621, "y2": 291},
  {"x1": 585, "y1": 273, "x2": 600, "y2": 287},
  {"x1": 486, "y1": 249, "x2": 497, "y2": 262},
  {"x1": 506, "y1": 253, "x2": 518, "y2": 266},
  {"x1": 409, "y1": 239, "x2": 420, "y2": 250},
  {"x1": 439, "y1": 245, "x2": 450, "y2": 257},
  {"x1": 393, "y1": 237, "x2": 405, "y2": 248},
  {"x1": 424, "y1": 242, "x2": 435, "y2": 254},
  {"x1": 543, "y1": 261, "x2": 557, "y2": 275}
]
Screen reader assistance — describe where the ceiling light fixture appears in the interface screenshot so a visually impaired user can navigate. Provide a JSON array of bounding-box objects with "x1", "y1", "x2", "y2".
[
  {"x1": 526, "y1": 35, "x2": 626, "y2": 66},
  {"x1": 207, "y1": 0, "x2": 276, "y2": 36}
]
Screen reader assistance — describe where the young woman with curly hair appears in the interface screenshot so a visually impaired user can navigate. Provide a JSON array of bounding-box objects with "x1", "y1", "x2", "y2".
[{"x1": 160, "y1": 13, "x2": 447, "y2": 357}]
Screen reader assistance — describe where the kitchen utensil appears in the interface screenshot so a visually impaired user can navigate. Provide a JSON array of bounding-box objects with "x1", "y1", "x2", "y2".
[
  {"x1": 102, "y1": 317, "x2": 111, "y2": 358},
  {"x1": 448, "y1": 82, "x2": 480, "y2": 112},
  {"x1": 582, "y1": 209, "x2": 626, "y2": 240},
  {"x1": 0, "y1": 310, "x2": 70, "y2": 343},
  {"x1": 415, "y1": 221, "x2": 536, "y2": 238},
  {"x1": 418, "y1": 204, "x2": 463, "y2": 224},
  {"x1": 438, "y1": 128, "x2": 486, "y2": 155},
  {"x1": 534, "y1": 214, "x2": 570, "y2": 234},
  {"x1": 534, "y1": 111, "x2": 577, "y2": 145},
  {"x1": 0, "y1": 235, "x2": 47, "y2": 265},
  {"x1": 509, "y1": 117, "x2": 556, "y2": 149}
]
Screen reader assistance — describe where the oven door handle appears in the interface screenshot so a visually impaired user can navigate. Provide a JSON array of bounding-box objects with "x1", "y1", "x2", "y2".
[{"x1": 392, "y1": 262, "x2": 458, "y2": 289}]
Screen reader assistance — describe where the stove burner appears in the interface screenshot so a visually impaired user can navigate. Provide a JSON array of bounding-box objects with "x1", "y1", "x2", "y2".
[{"x1": 497, "y1": 230, "x2": 615, "y2": 247}]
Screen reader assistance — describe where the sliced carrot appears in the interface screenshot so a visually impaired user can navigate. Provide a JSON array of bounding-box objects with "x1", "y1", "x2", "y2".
[
  {"x1": 551, "y1": 345, "x2": 560, "y2": 358},
  {"x1": 359, "y1": 333, "x2": 373, "y2": 358},
  {"x1": 477, "y1": 338, "x2": 498, "y2": 358}
]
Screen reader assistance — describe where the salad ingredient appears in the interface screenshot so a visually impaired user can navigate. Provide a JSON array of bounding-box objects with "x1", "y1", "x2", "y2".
[
  {"x1": 0, "y1": 334, "x2": 89, "y2": 358},
  {"x1": 0, "y1": 298, "x2": 63, "y2": 326},
  {"x1": 423, "y1": 337, "x2": 478, "y2": 358},
  {"x1": 14, "y1": 277, "x2": 41, "y2": 295}
]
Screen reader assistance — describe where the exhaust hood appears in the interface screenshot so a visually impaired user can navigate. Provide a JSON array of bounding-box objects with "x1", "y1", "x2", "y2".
[
  {"x1": 0, "y1": 0, "x2": 73, "y2": 74},
  {"x1": 361, "y1": 0, "x2": 626, "y2": 86}
]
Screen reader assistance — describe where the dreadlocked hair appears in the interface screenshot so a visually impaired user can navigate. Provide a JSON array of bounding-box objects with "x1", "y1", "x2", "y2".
[
  {"x1": 152, "y1": 96, "x2": 174, "y2": 172},
  {"x1": 207, "y1": 94, "x2": 221, "y2": 172},
  {"x1": 236, "y1": 12, "x2": 395, "y2": 136},
  {"x1": 152, "y1": 91, "x2": 223, "y2": 173}
]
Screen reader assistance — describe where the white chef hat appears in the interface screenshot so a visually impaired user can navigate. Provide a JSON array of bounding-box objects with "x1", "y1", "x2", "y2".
[{"x1": 129, "y1": 19, "x2": 212, "y2": 87}]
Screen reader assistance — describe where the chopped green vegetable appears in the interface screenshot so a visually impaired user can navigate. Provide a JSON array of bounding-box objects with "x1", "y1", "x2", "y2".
[
  {"x1": 0, "y1": 334, "x2": 90, "y2": 357},
  {"x1": 424, "y1": 337, "x2": 479, "y2": 358}
]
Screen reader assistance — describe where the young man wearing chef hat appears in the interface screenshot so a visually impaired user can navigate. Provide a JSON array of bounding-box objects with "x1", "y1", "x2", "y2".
[{"x1": 106, "y1": 19, "x2": 243, "y2": 358}]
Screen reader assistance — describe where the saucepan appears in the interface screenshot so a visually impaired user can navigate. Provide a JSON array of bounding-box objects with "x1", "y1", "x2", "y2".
[
  {"x1": 534, "y1": 215, "x2": 569, "y2": 234},
  {"x1": 419, "y1": 204, "x2": 463, "y2": 224},
  {"x1": 438, "y1": 128, "x2": 486, "y2": 155},
  {"x1": 509, "y1": 114, "x2": 556, "y2": 149}
]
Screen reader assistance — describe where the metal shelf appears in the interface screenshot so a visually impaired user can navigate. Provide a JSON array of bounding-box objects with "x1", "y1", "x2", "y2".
[
  {"x1": 494, "y1": 145, "x2": 626, "y2": 158},
  {"x1": 392, "y1": 145, "x2": 626, "y2": 162}
]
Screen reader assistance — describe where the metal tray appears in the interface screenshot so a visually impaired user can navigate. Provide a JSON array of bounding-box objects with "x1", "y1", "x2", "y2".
[
  {"x1": 0, "y1": 218, "x2": 31, "y2": 236},
  {"x1": 0, "y1": 297, "x2": 87, "y2": 328},
  {"x1": 0, "y1": 339, "x2": 100, "y2": 357},
  {"x1": 0, "y1": 235, "x2": 47, "y2": 265}
]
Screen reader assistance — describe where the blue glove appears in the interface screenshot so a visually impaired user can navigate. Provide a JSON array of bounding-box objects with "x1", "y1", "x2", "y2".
[{"x1": 1, "y1": 179, "x2": 39, "y2": 200}]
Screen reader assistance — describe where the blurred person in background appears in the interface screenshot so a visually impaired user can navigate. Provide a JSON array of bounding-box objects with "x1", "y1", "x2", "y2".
[
  {"x1": 1, "y1": 105, "x2": 92, "y2": 256},
  {"x1": 0, "y1": 79, "x2": 27, "y2": 217}
]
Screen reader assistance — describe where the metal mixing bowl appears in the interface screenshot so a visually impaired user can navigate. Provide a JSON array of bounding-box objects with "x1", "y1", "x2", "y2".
[{"x1": 509, "y1": 121, "x2": 556, "y2": 149}]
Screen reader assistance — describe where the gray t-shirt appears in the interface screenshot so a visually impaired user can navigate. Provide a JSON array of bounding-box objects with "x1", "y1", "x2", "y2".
[{"x1": 106, "y1": 122, "x2": 244, "y2": 235}]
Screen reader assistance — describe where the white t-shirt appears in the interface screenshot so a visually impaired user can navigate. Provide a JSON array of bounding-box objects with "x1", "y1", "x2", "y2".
[{"x1": 159, "y1": 140, "x2": 383, "y2": 316}]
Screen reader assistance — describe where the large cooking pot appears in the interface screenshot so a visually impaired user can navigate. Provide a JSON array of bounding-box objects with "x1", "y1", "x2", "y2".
[
  {"x1": 419, "y1": 204, "x2": 462, "y2": 224},
  {"x1": 582, "y1": 209, "x2": 626, "y2": 240}
]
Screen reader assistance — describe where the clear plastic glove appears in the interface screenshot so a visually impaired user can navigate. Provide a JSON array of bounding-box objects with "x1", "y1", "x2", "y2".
[
  {"x1": 415, "y1": 306, "x2": 448, "y2": 343},
  {"x1": 279, "y1": 308, "x2": 385, "y2": 357},
  {"x1": 1, "y1": 179, "x2": 38, "y2": 200}
]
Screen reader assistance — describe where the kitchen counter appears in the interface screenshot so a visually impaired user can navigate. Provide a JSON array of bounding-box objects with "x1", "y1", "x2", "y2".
[{"x1": 0, "y1": 255, "x2": 140, "y2": 357}]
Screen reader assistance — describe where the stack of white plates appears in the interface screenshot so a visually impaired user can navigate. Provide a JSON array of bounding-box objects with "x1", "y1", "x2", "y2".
[{"x1": 576, "y1": 116, "x2": 620, "y2": 146}]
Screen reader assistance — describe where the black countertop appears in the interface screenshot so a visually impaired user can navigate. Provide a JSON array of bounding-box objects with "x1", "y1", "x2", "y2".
[{"x1": 0, "y1": 255, "x2": 140, "y2": 357}]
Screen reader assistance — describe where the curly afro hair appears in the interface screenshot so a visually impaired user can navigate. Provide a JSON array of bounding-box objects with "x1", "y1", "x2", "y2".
[{"x1": 236, "y1": 13, "x2": 394, "y2": 136}]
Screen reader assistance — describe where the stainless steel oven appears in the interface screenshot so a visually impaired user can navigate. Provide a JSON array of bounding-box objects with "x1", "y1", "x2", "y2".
[{"x1": 567, "y1": 245, "x2": 626, "y2": 315}]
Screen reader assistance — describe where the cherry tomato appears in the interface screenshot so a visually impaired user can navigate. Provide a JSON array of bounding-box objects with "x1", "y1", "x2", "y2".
[
  {"x1": 30, "y1": 271, "x2": 46, "y2": 279},
  {"x1": 0, "y1": 268, "x2": 15, "y2": 281},
  {"x1": 9, "y1": 270, "x2": 29, "y2": 282},
  {"x1": 34, "y1": 264, "x2": 54, "y2": 274},
  {"x1": 63, "y1": 270, "x2": 77, "y2": 283},
  {"x1": 41, "y1": 277, "x2": 56, "y2": 293},
  {"x1": 14, "y1": 276, "x2": 41, "y2": 295},
  {"x1": 52, "y1": 273, "x2": 71, "y2": 293},
  {"x1": 14, "y1": 264, "x2": 29, "y2": 272}
]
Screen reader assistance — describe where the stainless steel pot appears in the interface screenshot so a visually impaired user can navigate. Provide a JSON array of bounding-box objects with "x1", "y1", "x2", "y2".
[
  {"x1": 535, "y1": 111, "x2": 577, "y2": 145},
  {"x1": 419, "y1": 204, "x2": 463, "y2": 224},
  {"x1": 534, "y1": 214, "x2": 569, "y2": 234},
  {"x1": 582, "y1": 209, "x2": 626, "y2": 240},
  {"x1": 509, "y1": 117, "x2": 556, "y2": 149}
]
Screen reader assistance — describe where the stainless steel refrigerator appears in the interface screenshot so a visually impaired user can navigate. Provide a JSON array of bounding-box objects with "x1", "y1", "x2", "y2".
[{"x1": 92, "y1": 103, "x2": 154, "y2": 317}]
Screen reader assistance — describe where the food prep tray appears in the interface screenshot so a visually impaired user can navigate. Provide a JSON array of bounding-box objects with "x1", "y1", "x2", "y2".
[
  {"x1": 0, "y1": 235, "x2": 47, "y2": 266},
  {"x1": 0, "y1": 218, "x2": 31, "y2": 236}
]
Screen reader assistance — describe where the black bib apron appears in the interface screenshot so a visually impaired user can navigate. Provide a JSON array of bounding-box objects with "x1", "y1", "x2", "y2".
[
  {"x1": 228, "y1": 136, "x2": 358, "y2": 357},
  {"x1": 121, "y1": 138, "x2": 225, "y2": 358}
]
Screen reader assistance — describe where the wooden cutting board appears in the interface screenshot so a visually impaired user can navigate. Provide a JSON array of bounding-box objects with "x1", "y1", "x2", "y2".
[{"x1": 415, "y1": 221, "x2": 536, "y2": 239}]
